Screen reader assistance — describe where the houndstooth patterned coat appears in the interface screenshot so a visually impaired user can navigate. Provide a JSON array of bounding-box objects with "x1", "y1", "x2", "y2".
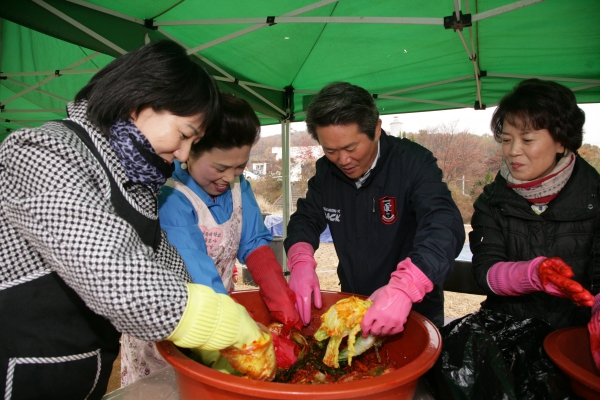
[{"x1": 0, "y1": 101, "x2": 192, "y2": 341}]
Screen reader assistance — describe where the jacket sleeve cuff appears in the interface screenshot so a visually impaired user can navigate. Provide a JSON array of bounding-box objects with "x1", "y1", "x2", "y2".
[
  {"x1": 245, "y1": 245, "x2": 280, "y2": 280},
  {"x1": 287, "y1": 242, "x2": 316, "y2": 271}
]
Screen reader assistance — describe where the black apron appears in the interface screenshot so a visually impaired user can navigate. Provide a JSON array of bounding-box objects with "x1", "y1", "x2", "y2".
[{"x1": 0, "y1": 120, "x2": 161, "y2": 399}]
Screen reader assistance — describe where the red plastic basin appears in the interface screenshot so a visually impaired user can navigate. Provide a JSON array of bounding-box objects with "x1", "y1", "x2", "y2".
[
  {"x1": 544, "y1": 326, "x2": 600, "y2": 400},
  {"x1": 157, "y1": 290, "x2": 441, "y2": 400}
]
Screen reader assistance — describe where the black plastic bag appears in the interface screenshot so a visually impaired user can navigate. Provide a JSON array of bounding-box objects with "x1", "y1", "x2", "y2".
[{"x1": 424, "y1": 309, "x2": 577, "y2": 400}]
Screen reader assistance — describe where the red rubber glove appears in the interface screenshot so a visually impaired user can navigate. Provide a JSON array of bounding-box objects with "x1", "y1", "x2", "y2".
[
  {"x1": 287, "y1": 242, "x2": 322, "y2": 326},
  {"x1": 538, "y1": 257, "x2": 594, "y2": 306},
  {"x1": 487, "y1": 257, "x2": 594, "y2": 307},
  {"x1": 588, "y1": 294, "x2": 600, "y2": 372},
  {"x1": 360, "y1": 258, "x2": 433, "y2": 337},
  {"x1": 245, "y1": 245, "x2": 302, "y2": 334},
  {"x1": 271, "y1": 333, "x2": 299, "y2": 369}
]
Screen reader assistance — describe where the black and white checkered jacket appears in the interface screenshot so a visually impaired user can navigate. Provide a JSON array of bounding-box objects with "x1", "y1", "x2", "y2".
[{"x1": 0, "y1": 101, "x2": 191, "y2": 340}]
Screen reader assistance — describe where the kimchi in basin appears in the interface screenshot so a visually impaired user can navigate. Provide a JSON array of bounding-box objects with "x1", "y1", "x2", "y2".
[
  {"x1": 157, "y1": 290, "x2": 441, "y2": 400},
  {"x1": 544, "y1": 326, "x2": 600, "y2": 400}
]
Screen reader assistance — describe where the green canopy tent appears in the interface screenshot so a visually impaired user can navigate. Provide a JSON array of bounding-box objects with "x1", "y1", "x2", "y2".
[{"x1": 1, "y1": 0, "x2": 600, "y2": 260}]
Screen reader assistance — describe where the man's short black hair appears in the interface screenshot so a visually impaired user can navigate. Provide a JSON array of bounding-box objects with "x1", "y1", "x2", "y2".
[{"x1": 305, "y1": 82, "x2": 380, "y2": 141}]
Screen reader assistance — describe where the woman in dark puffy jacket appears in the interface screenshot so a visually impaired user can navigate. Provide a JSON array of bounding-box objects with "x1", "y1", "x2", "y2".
[
  {"x1": 470, "y1": 79, "x2": 598, "y2": 336},
  {"x1": 431, "y1": 79, "x2": 600, "y2": 399}
]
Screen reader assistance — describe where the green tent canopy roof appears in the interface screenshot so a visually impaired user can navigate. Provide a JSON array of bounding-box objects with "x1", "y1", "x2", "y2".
[{"x1": 1, "y1": 0, "x2": 600, "y2": 136}]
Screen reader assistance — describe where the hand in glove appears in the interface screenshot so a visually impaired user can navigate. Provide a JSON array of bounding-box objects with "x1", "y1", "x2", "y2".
[
  {"x1": 360, "y1": 258, "x2": 433, "y2": 337},
  {"x1": 246, "y1": 245, "x2": 302, "y2": 334},
  {"x1": 588, "y1": 294, "x2": 600, "y2": 372},
  {"x1": 287, "y1": 242, "x2": 322, "y2": 325},
  {"x1": 219, "y1": 322, "x2": 275, "y2": 381},
  {"x1": 487, "y1": 256, "x2": 594, "y2": 307},
  {"x1": 167, "y1": 283, "x2": 276, "y2": 381}
]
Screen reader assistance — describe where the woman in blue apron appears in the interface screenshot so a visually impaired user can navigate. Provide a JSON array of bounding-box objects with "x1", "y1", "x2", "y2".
[
  {"x1": 0, "y1": 41, "x2": 274, "y2": 399},
  {"x1": 121, "y1": 93, "x2": 301, "y2": 384}
]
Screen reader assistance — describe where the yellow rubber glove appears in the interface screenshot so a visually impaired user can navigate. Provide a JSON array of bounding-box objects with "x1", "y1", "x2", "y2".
[
  {"x1": 189, "y1": 349, "x2": 240, "y2": 376},
  {"x1": 167, "y1": 283, "x2": 275, "y2": 380}
]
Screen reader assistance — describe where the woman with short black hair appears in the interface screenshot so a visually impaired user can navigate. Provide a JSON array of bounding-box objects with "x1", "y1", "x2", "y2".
[{"x1": 0, "y1": 41, "x2": 274, "y2": 399}]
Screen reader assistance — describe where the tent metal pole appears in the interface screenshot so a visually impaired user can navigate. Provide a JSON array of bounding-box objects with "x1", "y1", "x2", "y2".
[
  {"x1": 157, "y1": 28, "x2": 287, "y2": 118},
  {"x1": 572, "y1": 83, "x2": 600, "y2": 92},
  {"x1": 382, "y1": 75, "x2": 474, "y2": 96},
  {"x1": 0, "y1": 110, "x2": 66, "y2": 114},
  {"x1": 1, "y1": 69, "x2": 100, "y2": 77},
  {"x1": 31, "y1": 0, "x2": 127, "y2": 55},
  {"x1": 159, "y1": 16, "x2": 442, "y2": 27},
  {"x1": 456, "y1": 30, "x2": 483, "y2": 108},
  {"x1": 377, "y1": 94, "x2": 469, "y2": 108},
  {"x1": 0, "y1": 18, "x2": 3, "y2": 91},
  {"x1": 0, "y1": 119, "x2": 30, "y2": 129},
  {"x1": 184, "y1": 0, "x2": 338, "y2": 54},
  {"x1": 453, "y1": 0, "x2": 462, "y2": 19},
  {"x1": 486, "y1": 73, "x2": 600, "y2": 84},
  {"x1": 281, "y1": 119, "x2": 291, "y2": 275},
  {"x1": 1, "y1": 75, "x2": 58, "y2": 107},
  {"x1": 65, "y1": 0, "x2": 144, "y2": 24},
  {"x1": 6, "y1": 78, "x2": 71, "y2": 103},
  {"x1": 0, "y1": 52, "x2": 103, "y2": 107},
  {"x1": 472, "y1": 0, "x2": 544, "y2": 22}
]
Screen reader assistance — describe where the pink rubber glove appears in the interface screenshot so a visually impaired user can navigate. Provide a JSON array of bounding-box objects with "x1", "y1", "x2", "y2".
[
  {"x1": 487, "y1": 257, "x2": 594, "y2": 307},
  {"x1": 287, "y1": 242, "x2": 322, "y2": 325},
  {"x1": 360, "y1": 258, "x2": 433, "y2": 337},
  {"x1": 588, "y1": 294, "x2": 600, "y2": 372}
]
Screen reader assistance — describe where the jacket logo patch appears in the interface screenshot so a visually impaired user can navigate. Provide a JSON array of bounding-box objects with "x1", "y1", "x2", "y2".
[
  {"x1": 379, "y1": 196, "x2": 398, "y2": 225},
  {"x1": 323, "y1": 207, "x2": 341, "y2": 223}
]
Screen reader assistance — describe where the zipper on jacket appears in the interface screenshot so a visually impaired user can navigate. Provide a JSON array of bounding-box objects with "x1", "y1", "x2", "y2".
[{"x1": 372, "y1": 197, "x2": 375, "y2": 213}]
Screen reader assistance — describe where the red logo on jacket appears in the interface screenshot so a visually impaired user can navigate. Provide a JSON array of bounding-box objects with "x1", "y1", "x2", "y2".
[{"x1": 379, "y1": 196, "x2": 398, "y2": 225}]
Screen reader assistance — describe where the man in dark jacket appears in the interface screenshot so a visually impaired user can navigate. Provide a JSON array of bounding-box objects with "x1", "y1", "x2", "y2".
[{"x1": 284, "y1": 82, "x2": 464, "y2": 333}]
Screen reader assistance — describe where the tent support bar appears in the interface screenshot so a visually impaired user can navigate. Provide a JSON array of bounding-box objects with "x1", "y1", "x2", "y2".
[
  {"x1": 0, "y1": 51, "x2": 104, "y2": 106},
  {"x1": 65, "y1": 0, "x2": 144, "y2": 24},
  {"x1": 158, "y1": 16, "x2": 442, "y2": 27},
  {"x1": 572, "y1": 83, "x2": 600, "y2": 92},
  {"x1": 0, "y1": 118, "x2": 60, "y2": 122},
  {"x1": 456, "y1": 30, "x2": 484, "y2": 108},
  {"x1": 0, "y1": 119, "x2": 30, "y2": 128},
  {"x1": 1, "y1": 80, "x2": 67, "y2": 102},
  {"x1": 239, "y1": 82, "x2": 287, "y2": 116},
  {"x1": 1, "y1": 69, "x2": 99, "y2": 77},
  {"x1": 184, "y1": 0, "x2": 338, "y2": 54},
  {"x1": 187, "y1": 25, "x2": 264, "y2": 54},
  {"x1": 377, "y1": 95, "x2": 469, "y2": 108},
  {"x1": 1, "y1": 75, "x2": 59, "y2": 107},
  {"x1": 0, "y1": 19, "x2": 3, "y2": 80},
  {"x1": 487, "y1": 73, "x2": 600, "y2": 84},
  {"x1": 157, "y1": 27, "x2": 286, "y2": 118},
  {"x1": 0, "y1": 109, "x2": 67, "y2": 114},
  {"x1": 32, "y1": 0, "x2": 127, "y2": 55},
  {"x1": 472, "y1": 0, "x2": 544, "y2": 22},
  {"x1": 382, "y1": 75, "x2": 474, "y2": 96}
]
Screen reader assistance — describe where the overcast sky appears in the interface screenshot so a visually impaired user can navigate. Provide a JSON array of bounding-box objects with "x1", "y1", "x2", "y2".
[{"x1": 261, "y1": 103, "x2": 600, "y2": 147}]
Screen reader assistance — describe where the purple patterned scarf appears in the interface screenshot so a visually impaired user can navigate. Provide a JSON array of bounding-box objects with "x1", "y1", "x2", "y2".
[{"x1": 108, "y1": 119, "x2": 174, "y2": 192}]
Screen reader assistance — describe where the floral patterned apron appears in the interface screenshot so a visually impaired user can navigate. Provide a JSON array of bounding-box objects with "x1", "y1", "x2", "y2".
[{"x1": 120, "y1": 177, "x2": 242, "y2": 386}]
